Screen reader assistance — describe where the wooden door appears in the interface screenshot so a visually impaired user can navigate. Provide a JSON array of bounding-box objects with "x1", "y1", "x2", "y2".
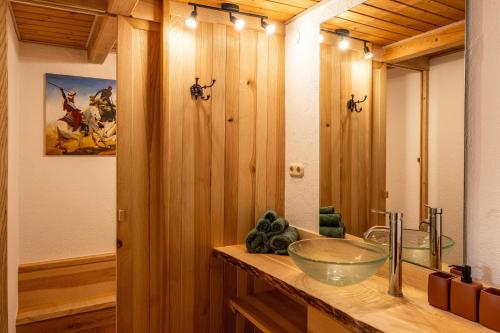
[
  {"x1": 0, "y1": 0, "x2": 7, "y2": 330},
  {"x1": 116, "y1": 16, "x2": 162, "y2": 333}
]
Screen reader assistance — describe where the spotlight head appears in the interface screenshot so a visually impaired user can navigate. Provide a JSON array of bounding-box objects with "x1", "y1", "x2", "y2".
[
  {"x1": 338, "y1": 37, "x2": 349, "y2": 50},
  {"x1": 364, "y1": 43, "x2": 373, "y2": 59},
  {"x1": 230, "y1": 13, "x2": 245, "y2": 30},
  {"x1": 261, "y1": 18, "x2": 275, "y2": 35},
  {"x1": 185, "y1": 6, "x2": 197, "y2": 28},
  {"x1": 319, "y1": 34, "x2": 325, "y2": 43}
]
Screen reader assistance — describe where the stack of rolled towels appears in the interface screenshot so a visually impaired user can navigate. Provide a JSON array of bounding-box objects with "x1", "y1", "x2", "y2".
[
  {"x1": 245, "y1": 210, "x2": 299, "y2": 255},
  {"x1": 319, "y1": 206, "x2": 345, "y2": 238}
]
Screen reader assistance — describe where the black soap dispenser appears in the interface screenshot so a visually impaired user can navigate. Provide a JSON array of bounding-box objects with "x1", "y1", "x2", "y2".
[{"x1": 450, "y1": 265, "x2": 483, "y2": 321}]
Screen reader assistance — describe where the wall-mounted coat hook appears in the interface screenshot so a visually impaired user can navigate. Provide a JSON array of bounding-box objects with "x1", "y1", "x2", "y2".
[
  {"x1": 347, "y1": 94, "x2": 367, "y2": 112},
  {"x1": 190, "y1": 77, "x2": 216, "y2": 101}
]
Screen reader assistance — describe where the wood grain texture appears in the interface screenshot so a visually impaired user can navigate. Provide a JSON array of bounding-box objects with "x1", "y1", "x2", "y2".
[
  {"x1": 320, "y1": 0, "x2": 464, "y2": 47},
  {"x1": 16, "y1": 254, "x2": 116, "y2": 332},
  {"x1": 320, "y1": 37, "x2": 372, "y2": 237},
  {"x1": 214, "y1": 244, "x2": 493, "y2": 333},
  {"x1": 165, "y1": 16, "x2": 284, "y2": 333},
  {"x1": 116, "y1": 16, "x2": 161, "y2": 333},
  {"x1": 87, "y1": 15, "x2": 117, "y2": 64},
  {"x1": 307, "y1": 306, "x2": 353, "y2": 333},
  {"x1": 0, "y1": 0, "x2": 7, "y2": 330},
  {"x1": 107, "y1": 0, "x2": 139, "y2": 15}
]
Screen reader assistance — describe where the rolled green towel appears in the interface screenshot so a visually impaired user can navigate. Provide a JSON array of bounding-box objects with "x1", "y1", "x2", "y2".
[
  {"x1": 320, "y1": 213, "x2": 342, "y2": 227},
  {"x1": 320, "y1": 206, "x2": 335, "y2": 214},
  {"x1": 256, "y1": 218, "x2": 272, "y2": 233},
  {"x1": 270, "y1": 226, "x2": 299, "y2": 255},
  {"x1": 319, "y1": 226, "x2": 345, "y2": 238},
  {"x1": 269, "y1": 217, "x2": 289, "y2": 235},
  {"x1": 246, "y1": 229, "x2": 270, "y2": 253},
  {"x1": 263, "y1": 209, "x2": 279, "y2": 222}
]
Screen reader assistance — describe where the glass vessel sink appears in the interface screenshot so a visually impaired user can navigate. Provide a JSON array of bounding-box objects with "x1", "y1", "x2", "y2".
[
  {"x1": 288, "y1": 238, "x2": 388, "y2": 286},
  {"x1": 364, "y1": 228, "x2": 454, "y2": 267}
]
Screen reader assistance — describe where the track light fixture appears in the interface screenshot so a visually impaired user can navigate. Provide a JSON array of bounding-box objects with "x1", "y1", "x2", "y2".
[
  {"x1": 320, "y1": 28, "x2": 374, "y2": 60},
  {"x1": 363, "y1": 41, "x2": 373, "y2": 59},
  {"x1": 229, "y1": 12, "x2": 245, "y2": 30},
  {"x1": 186, "y1": 3, "x2": 272, "y2": 34},
  {"x1": 185, "y1": 5, "x2": 197, "y2": 28},
  {"x1": 261, "y1": 18, "x2": 276, "y2": 35}
]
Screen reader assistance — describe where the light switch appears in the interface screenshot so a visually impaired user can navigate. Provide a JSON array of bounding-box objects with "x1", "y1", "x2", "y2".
[{"x1": 289, "y1": 162, "x2": 304, "y2": 178}]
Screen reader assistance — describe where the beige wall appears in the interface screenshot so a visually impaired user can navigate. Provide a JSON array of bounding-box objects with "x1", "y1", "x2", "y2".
[
  {"x1": 467, "y1": 0, "x2": 500, "y2": 285},
  {"x1": 12, "y1": 43, "x2": 116, "y2": 264},
  {"x1": 386, "y1": 67, "x2": 421, "y2": 229},
  {"x1": 7, "y1": 11, "x2": 20, "y2": 333},
  {"x1": 429, "y1": 51, "x2": 465, "y2": 265}
]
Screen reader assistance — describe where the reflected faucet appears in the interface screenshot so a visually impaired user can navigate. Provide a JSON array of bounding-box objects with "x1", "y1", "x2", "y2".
[
  {"x1": 367, "y1": 210, "x2": 404, "y2": 297},
  {"x1": 422, "y1": 205, "x2": 443, "y2": 270}
]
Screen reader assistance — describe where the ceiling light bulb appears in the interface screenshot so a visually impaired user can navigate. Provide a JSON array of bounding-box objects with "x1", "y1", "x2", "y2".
[
  {"x1": 265, "y1": 23, "x2": 276, "y2": 35},
  {"x1": 185, "y1": 8, "x2": 197, "y2": 28},
  {"x1": 338, "y1": 37, "x2": 349, "y2": 50},
  {"x1": 230, "y1": 13, "x2": 245, "y2": 30},
  {"x1": 319, "y1": 34, "x2": 325, "y2": 43}
]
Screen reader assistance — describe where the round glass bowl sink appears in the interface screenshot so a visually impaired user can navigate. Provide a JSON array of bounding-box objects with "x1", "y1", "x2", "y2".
[
  {"x1": 288, "y1": 239, "x2": 388, "y2": 286},
  {"x1": 364, "y1": 228, "x2": 455, "y2": 267}
]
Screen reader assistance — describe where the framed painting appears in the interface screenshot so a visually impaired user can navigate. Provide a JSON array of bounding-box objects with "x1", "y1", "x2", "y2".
[{"x1": 44, "y1": 73, "x2": 117, "y2": 155}]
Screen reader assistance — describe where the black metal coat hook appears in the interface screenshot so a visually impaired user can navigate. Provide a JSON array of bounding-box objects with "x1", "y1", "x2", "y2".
[
  {"x1": 190, "y1": 77, "x2": 216, "y2": 101},
  {"x1": 347, "y1": 94, "x2": 368, "y2": 112}
]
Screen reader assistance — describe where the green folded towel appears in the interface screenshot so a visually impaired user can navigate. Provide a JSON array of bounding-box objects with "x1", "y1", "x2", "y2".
[
  {"x1": 263, "y1": 210, "x2": 279, "y2": 222},
  {"x1": 319, "y1": 226, "x2": 345, "y2": 238},
  {"x1": 246, "y1": 229, "x2": 270, "y2": 253},
  {"x1": 269, "y1": 217, "x2": 289, "y2": 236},
  {"x1": 269, "y1": 226, "x2": 299, "y2": 255},
  {"x1": 256, "y1": 218, "x2": 272, "y2": 233},
  {"x1": 320, "y1": 206, "x2": 335, "y2": 214},
  {"x1": 320, "y1": 213, "x2": 342, "y2": 227}
]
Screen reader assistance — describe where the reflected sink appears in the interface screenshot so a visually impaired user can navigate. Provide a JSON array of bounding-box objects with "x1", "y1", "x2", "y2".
[
  {"x1": 288, "y1": 239, "x2": 388, "y2": 286},
  {"x1": 364, "y1": 228, "x2": 454, "y2": 267}
]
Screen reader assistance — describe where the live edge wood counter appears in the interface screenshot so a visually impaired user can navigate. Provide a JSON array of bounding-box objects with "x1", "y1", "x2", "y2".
[{"x1": 213, "y1": 244, "x2": 493, "y2": 333}]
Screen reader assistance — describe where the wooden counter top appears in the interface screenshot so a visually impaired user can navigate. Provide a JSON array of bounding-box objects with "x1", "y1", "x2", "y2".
[{"x1": 214, "y1": 244, "x2": 493, "y2": 333}]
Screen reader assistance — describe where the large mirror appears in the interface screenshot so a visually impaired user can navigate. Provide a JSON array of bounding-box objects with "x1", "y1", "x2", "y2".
[{"x1": 318, "y1": 0, "x2": 465, "y2": 269}]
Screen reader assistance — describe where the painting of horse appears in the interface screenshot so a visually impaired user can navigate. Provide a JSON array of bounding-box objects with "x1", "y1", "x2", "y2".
[{"x1": 44, "y1": 73, "x2": 117, "y2": 155}]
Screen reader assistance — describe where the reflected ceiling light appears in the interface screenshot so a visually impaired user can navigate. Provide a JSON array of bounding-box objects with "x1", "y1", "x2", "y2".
[
  {"x1": 335, "y1": 28, "x2": 350, "y2": 50},
  {"x1": 230, "y1": 13, "x2": 245, "y2": 30},
  {"x1": 261, "y1": 18, "x2": 276, "y2": 35},
  {"x1": 185, "y1": 6, "x2": 198, "y2": 28},
  {"x1": 338, "y1": 37, "x2": 349, "y2": 50},
  {"x1": 319, "y1": 34, "x2": 325, "y2": 43},
  {"x1": 364, "y1": 41, "x2": 373, "y2": 59}
]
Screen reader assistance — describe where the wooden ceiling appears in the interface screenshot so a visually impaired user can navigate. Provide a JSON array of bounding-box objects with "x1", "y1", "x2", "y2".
[
  {"x1": 10, "y1": 2, "x2": 96, "y2": 50},
  {"x1": 322, "y1": 0, "x2": 465, "y2": 46}
]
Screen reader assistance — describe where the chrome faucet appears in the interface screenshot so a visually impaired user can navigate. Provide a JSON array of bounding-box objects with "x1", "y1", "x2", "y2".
[
  {"x1": 424, "y1": 205, "x2": 443, "y2": 270},
  {"x1": 368, "y1": 210, "x2": 404, "y2": 297}
]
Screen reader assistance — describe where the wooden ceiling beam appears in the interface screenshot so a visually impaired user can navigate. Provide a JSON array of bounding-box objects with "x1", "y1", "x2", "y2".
[
  {"x1": 87, "y1": 15, "x2": 117, "y2": 64},
  {"x1": 107, "y1": 0, "x2": 139, "y2": 16},
  {"x1": 374, "y1": 20, "x2": 464, "y2": 63},
  {"x1": 9, "y1": 0, "x2": 107, "y2": 15}
]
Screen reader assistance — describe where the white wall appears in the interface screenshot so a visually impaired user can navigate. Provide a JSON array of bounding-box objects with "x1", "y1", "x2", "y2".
[
  {"x1": 466, "y1": 0, "x2": 500, "y2": 285},
  {"x1": 429, "y1": 51, "x2": 464, "y2": 265},
  {"x1": 7, "y1": 12, "x2": 20, "y2": 333},
  {"x1": 14, "y1": 43, "x2": 116, "y2": 263},
  {"x1": 386, "y1": 67, "x2": 421, "y2": 229},
  {"x1": 285, "y1": 0, "x2": 364, "y2": 232}
]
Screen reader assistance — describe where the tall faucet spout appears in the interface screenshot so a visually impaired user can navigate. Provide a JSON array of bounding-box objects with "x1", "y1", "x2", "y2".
[{"x1": 388, "y1": 212, "x2": 403, "y2": 297}]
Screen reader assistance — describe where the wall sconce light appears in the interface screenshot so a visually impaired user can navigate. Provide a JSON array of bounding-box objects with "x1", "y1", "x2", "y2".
[
  {"x1": 185, "y1": 6, "x2": 198, "y2": 29},
  {"x1": 261, "y1": 18, "x2": 276, "y2": 35}
]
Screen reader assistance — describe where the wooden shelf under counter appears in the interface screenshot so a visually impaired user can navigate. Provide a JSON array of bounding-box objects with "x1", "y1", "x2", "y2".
[{"x1": 229, "y1": 289, "x2": 307, "y2": 333}]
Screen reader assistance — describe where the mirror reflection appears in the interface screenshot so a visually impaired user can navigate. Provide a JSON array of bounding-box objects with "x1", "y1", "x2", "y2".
[{"x1": 319, "y1": 0, "x2": 465, "y2": 270}]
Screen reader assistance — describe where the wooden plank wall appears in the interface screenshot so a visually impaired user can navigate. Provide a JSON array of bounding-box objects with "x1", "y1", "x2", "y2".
[
  {"x1": 116, "y1": 16, "x2": 162, "y2": 333},
  {"x1": 320, "y1": 37, "x2": 373, "y2": 237},
  {"x1": 0, "y1": 0, "x2": 7, "y2": 330},
  {"x1": 166, "y1": 16, "x2": 285, "y2": 333}
]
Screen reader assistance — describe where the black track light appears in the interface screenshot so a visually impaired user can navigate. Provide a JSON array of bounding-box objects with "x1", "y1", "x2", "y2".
[
  {"x1": 261, "y1": 17, "x2": 276, "y2": 35},
  {"x1": 185, "y1": 6, "x2": 197, "y2": 28}
]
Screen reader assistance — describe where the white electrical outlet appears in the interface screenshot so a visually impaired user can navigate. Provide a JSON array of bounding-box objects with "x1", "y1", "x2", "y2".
[{"x1": 289, "y1": 162, "x2": 304, "y2": 178}]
